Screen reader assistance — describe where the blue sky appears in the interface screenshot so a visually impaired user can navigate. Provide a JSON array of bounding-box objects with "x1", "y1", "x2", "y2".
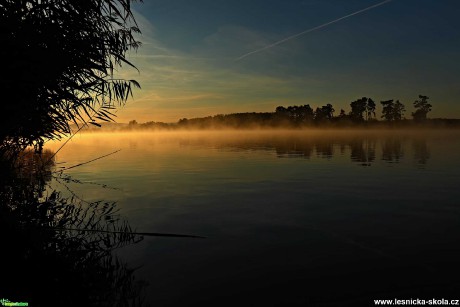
[{"x1": 117, "y1": 0, "x2": 460, "y2": 122}]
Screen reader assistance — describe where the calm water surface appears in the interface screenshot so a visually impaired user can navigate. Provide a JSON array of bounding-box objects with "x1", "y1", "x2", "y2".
[{"x1": 46, "y1": 130, "x2": 460, "y2": 306}]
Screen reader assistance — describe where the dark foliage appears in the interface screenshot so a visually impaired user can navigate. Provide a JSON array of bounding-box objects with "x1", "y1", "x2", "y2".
[
  {"x1": 178, "y1": 112, "x2": 277, "y2": 129},
  {"x1": 412, "y1": 95, "x2": 432, "y2": 122},
  {"x1": 381, "y1": 99, "x2": 406, "y2": 121},
  {"x1": 275, "y1": 105, "x2": 314, "y2": 124},
  {"x1": 0, "y1": 0, "x2": 142, "y2": 151},
  {"x1": 314, "y1": 103, "x2": 335, "y2": 122},
  {"x1": 350, "y1": 97, "x2": 376, "y2": 122}
]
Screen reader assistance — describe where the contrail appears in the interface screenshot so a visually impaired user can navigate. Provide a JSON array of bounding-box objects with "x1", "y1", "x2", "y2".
[{"x1": 235, "y1": 0, "x2": 392, "y2": 61}]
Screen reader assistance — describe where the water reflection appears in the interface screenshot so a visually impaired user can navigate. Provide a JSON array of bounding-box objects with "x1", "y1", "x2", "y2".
[
  {"x1": 173, "y1": 131, "x2": 431, "y2": 167},
  {"x1": 40, "y1": 130, "x2": 460, "y2": 305},
  {"x1": 348, "y1": 138, "x2": 376, "y2": 167},
  {"x1": 381, "y1": 137, "x2": 404, "y2": 163},
  {"x1": 0, "y1": 150, "x2": 148, "y2": 307},
  {"x1": 413, "y1": 138, "x2": 430, "y2": 167},
  {"x1": 315, "y1": 140, "x2": 334, "y2": 159},
  {"x1": 275, "y1": 139, "x2": 314, "y2": 159},
  {"x1": 45, "y1": 130, "x2": 435, "y2": 169}
]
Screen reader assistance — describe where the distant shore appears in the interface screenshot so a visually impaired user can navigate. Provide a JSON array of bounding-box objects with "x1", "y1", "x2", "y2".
[{"x1": 77, "y1": 117, "x2": 460, "y2": 132}]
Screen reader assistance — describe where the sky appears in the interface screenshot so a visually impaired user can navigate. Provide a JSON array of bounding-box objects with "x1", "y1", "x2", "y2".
[{"x1": 115, "y1": 0, "x2": 460, "y2": 123}]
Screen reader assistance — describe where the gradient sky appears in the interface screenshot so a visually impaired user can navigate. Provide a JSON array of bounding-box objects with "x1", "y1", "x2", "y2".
[{"x1": 115, "y1": 0, "x2": 460, "y2": 123}]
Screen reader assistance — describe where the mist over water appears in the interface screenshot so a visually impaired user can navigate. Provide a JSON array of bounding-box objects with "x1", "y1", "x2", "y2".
[{"x1": 46, "y1": 129, "x2": 460, "y2": 305}]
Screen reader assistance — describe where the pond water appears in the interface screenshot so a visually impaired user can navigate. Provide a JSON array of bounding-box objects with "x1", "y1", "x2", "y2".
[{"x1": 45, "y1": 129, "x2": 460, "y2": 306}]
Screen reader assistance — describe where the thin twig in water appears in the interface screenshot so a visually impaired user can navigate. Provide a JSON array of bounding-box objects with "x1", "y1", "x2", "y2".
[
  {"x1": 49, "y1": 227, "x2": 206, "y2": 238},
  {"x1": 52, "y1": 176, "x2": 92, "y2": 205},
  {"x1": 46, "y1": 124, "x2": 87, "y2": 164},
  {"x1": 55, "y1": 149, "x2": 121, "y2": 172},
  {"x1": 54, "y1": 173, "x2": 121, "y2": 191}
]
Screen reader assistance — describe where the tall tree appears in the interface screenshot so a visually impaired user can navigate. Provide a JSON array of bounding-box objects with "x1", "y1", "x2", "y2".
[
  {"x1": 381, "y1": 100, "x2": 395, "y2": 121},
  {"x1": 315, "y1": 104, "x2": 334, "y2": 122},
  {"x1": 0, "y1": 0, "x2": 142, "y2": 151},
  {"x1": 381, "y1": 100, "x2": 405, "y2": 121},
  {"x1": 393, "y1": 100, "x2": 406, "y2": 121},
  {"x1": 290, "y1": 105, "x2": 314, "y2": 123},
  {"x1": 323, "y1": 103, "x2": 335, "y2": 119},
  {"x1": 276, "y1": 105, "x2": 314, "y2": 124},
  {"x1": 275, "y1": 106, "x2": 288, "y2": 115},
  {"x1": 350, "y1": 97, "x2": 374, "y2": 122},
  {"x1": 366, "y1": 98, "x2": 376, "y2": 121},
  {"x1": 412, "y1": 95, "x2": 432, "y2": 122}
]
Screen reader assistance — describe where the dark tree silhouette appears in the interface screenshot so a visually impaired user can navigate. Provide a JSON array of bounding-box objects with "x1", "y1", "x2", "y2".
[
  {"x1": 381, "y1": 99, "x2": 405, "y2": 121},
  {"x1": 314, "y1": 107, "x2": 325, "y2": 121},
  {"x1": 350, "y1": 98, "x2": 367, "y2": 122},
  {"x1": 393, "y1": 100, "x2": 406, "y2": 121},
  {"x1": 292, "y1": 105, "x2": 314, "y2": 123},
  {"x1": 276, "y1": 105, "x2": 314, "y2": 124},
  {"x1": 381, "y1": 100, "x2": 393, "y2": 121},
  {"x1": 0, "y1": 0, "x2": 142, "y2": 152},
  {"x1": 324, "y1": 104, "x2": 335, "y2": 119},
  {"x1": 366, "y1": 98, "x2": 376, "y2": 121},
  {"x1": 315, "y1": 104, "x2": 334, "y2": 122},
  {"x1": 275, "y1": 106, "x2": 289, "y2": 113},
  {"x1": 350, "y1": 97, "x2": 375, "y2": 122},
  {"x1": 412, "y1": 95, "x2": 432, "y2": 122}
]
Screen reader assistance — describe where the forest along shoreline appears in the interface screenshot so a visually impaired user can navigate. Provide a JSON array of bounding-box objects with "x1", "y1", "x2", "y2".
[{"x1": 82, "y1": 97, "x2": 460, "y2": 132}]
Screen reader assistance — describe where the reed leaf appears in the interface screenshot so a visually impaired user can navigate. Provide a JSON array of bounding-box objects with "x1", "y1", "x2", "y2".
[{"x1": 0, "y1": 0, "x2": 143, "y2": 152}]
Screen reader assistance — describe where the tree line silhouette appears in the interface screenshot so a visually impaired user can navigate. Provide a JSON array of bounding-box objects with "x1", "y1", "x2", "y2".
[
  {"x1": 122, "y1": 95, "x2": 442, "y2": 130},
  {"x1": 179, "y1": 95, "x2": 437, "y2": 129}
]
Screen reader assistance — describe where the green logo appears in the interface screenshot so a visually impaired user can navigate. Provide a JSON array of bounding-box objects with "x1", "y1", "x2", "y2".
[{"x1": 0, "y1": 298, "x2": 29, "y2": 306}]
